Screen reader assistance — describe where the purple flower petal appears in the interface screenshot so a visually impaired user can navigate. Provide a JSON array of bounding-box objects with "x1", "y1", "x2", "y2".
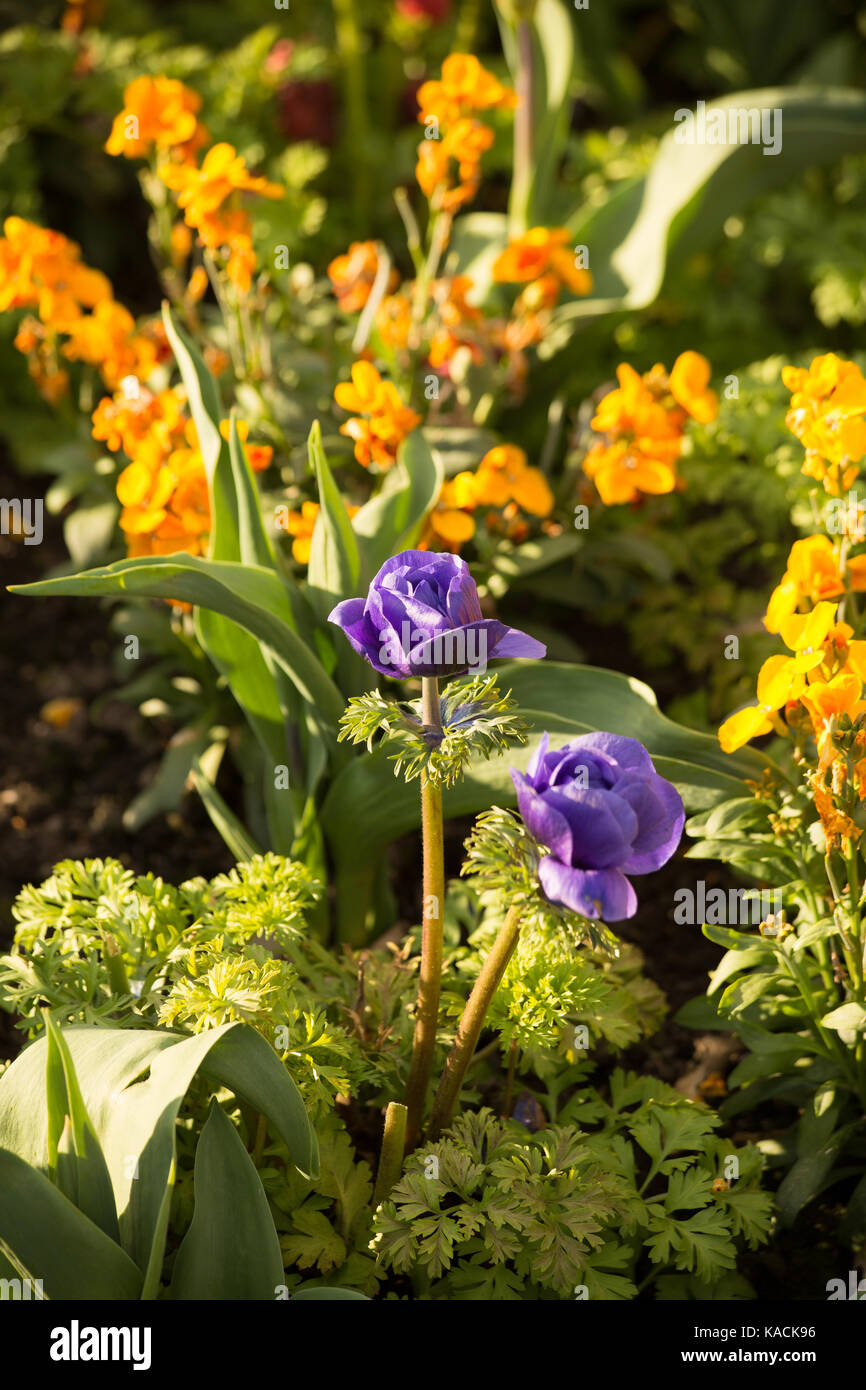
[{"x1": 538, "y1": 858, "x2": 637, "y2": 921}]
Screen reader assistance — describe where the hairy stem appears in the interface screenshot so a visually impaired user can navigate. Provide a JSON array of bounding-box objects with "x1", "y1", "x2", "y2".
[
  {"x1": 403, "y1": 678, "x2": 445, "y2": 1150},
  {"x1": 429, "y1": 901, "x2": 523, "y2": 1140}
]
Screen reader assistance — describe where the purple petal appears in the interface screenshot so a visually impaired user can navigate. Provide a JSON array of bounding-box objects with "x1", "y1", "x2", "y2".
[
  {"x1": 542, "y1": 786, "x2": 637, "y2": 869},
  {"x1": 511, "y1": 772, "x2": 572, "y2": 862},
  {"x1": 487, "y1": 626, "x2": 547, "y2": 661},
  {"x1": 617, "y1": 773, "x2": 684, "y2": 873},
  {"x1": 572, "y1": 732, "x2": 656, "y2": 777},
  {"x1": 538, "y1": 857, "x2": 637, "y2": 921},
  {"x1": 525, "y1": 732, "x2": 550, "y2": 782}
]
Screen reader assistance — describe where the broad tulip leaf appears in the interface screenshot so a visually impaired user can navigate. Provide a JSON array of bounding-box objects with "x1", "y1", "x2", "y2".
[
  {"x1": 0, "y1": 1151, "x2": 143, "y2": 1301},
  {"x1": 0, "y1": 1023, "x2": 316, "y2": 1288},
  {"x1": 169, "y1": 1102, "x2": 284, "y2": 1300},
  {"x1": 352, "y1": 431, "x2": 443, "y2": 582},
  {"x1": 11, "y1": 555, "x2": 344, "y2": 730},
  {"x1": 307, "y1": 419, "x2": 361, "y2": 619},
  {"x1": 44, "y1": 1013, "x2": 119, "y2": 1243}
]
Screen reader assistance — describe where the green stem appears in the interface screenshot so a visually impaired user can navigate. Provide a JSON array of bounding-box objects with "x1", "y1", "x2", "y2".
[
  {"x1": 403, "y1": 678, "x2": 445, "y2": 1150},
  {"x1": 428, "y1": 901, "x2": 523, "y2": 1140},
  {"x1": 510, "y1": 17, "x2": 535, "y2": 234},
  {"x1": 102, "y1": 933, "x2": 131, "y2": 999},
  {"x1": 372, "y1": 1102, "x2": 408, "y2": 1207},
  {"x1": 333, "y1": 0, "x2": 371, "y2": 223}
]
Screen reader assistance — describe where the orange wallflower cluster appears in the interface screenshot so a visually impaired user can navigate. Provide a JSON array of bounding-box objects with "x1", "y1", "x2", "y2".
[
  {"x1": 105, "y1": 77, "x2": 207, "y2": 162},
  {"x1": 93, "y1": 383, "x2": 272, "y2": 558},
  {"x1": 0, "y1": 216, "x2": 157, "y2": 399},
  {"x1": 334, "y1": 362, "x2": 422, "y2": 470},
  {"x1": 279, "y1": 499, "x2": 359, "y2": 564},
  {"x1": 582, "y1": 352, "x2": 718, "y2": 505},
  {"x1": 422, "y1": 443, "x2": 554, "y2": 550},
  {"x1": 415, "y1": 54, "x2": 516, "y2": 212},
  {"x1": 157, "y1": 142, "x2": 284, "y2": 294},
  {"x1": 327, "y1": 241, "x2": 399, "y2": 313},
  {"x1": 782, "y1": 353, "x2": 866, "y2": 496}
]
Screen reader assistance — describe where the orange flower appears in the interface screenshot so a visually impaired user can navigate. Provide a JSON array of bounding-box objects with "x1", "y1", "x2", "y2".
[
  {"x1": 328, "y1": 241, "x2": 397, "y2": 313},
  {"x1": 279, "y1": 500, "x2": 359, "y2": 564},
  {"x1": 105, "y1": 76, "x2": 205, "y2": 160},
  {"x1": 334, "y1": 362, "x2": 421, "y2": 471},
  {"x1": 473, "y1": 444, "x2": 553, "y2": 516},
  {"x1": 160, "y1": 143, "x2": 283, "y2": 224},
  {"x1": 62, "y1": 300, "x2": 158, "y2": 388},
  {"x1": 493, "y1": 227, "x2": 593, "y2": 299},
  {"x1": 668, "y1": 351, "x2": 718, "y2": 424},
  {"x1": 416, "y1": 53, "x2": 517, "y2": 127},
  {"x1": 92, "y1": 385, "x2": 185, "y2": 456}
]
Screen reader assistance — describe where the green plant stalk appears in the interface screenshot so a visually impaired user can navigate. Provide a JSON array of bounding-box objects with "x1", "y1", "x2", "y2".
[
  {"x1": 403, "y1": 677, "x2": 445, "y2": 1150},
  {"x1": 102, "y1": 933, "x2": 130, "y2": 999},
  {"x1": 333, "y1": 0, "x2": 371, "y2": 223},
  {"x1": 428, "y1": 901, "x2": 523, "y2": 1140},
  {"x1": 373, "y1": 1102, "x2": 408, "y2": 1206},
  {"x1": 510, "y1": 17, "x2": 535, "y2": 234}
]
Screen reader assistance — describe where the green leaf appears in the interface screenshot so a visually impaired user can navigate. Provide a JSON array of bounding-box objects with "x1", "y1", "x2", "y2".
[
  {"x1": 191, "y1": 766, "x2": 263, "y2": 862},
  {"x1": 11, "y1": 555, "x2": 344, "y2": 728},
  {"x1": 161, "y1": 303, "x2": 232, "y2": 549},
  {"x1": 307, "y1": 419, "x2": 361, "y2": 619},
  {"x1": 227, "y1": 413, "x2": 276, "y2": 570},
  {"x1": 123, "y1": 724, "x2": 213, "y2": 832},
  {"x1": 169, "y1": 1101, "x2": 284, "y2": 1300},
  {"x1": 44, "y1": 1014, "x2": 119, "y2": 1243},
  {"x1": 820, "y1": 1001, "x2": 866, "y2": 1033},
  {"x1": 290, "y1": 1285, "x2": 369, "y2": 1300},
  {"x1": 559, "y1": 88, "x2": 866, "y2": 325},
  {"x1": 352, "y1": 431, "x2": 443, "y2": 581},
  {"x1": 775, "y1": 1126, "x2": 856, "y2": 1226},
  {"x1": 281, "y1": 1207, "x2": 348, "y2": 1274},
  {"x1": 0, "y1": 1022, "x2": 316, "y2": 1286},
  {"x1": 0, "y1": 1151, "x2": 142, "y2": 1301}
]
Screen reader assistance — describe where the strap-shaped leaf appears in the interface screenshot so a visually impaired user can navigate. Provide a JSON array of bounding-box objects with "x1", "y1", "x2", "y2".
[
  {"x1": 352, "y1": 431, "x2": 443, "y2": 582},
  {"x1": 0, "y1": 1151, "x2": 142, "y2": 1301},
  {"x1": 44, "y1": 1013, "x2": 119, "y2": 1243},
  {"x1": 11, "y1": 555, "x2": 344, "y2": 729},
  {"x1": 169, "y1": 1101, "x2": 284, "y2": 1300},
  {"x1": 0, "y1": 1022, "x2": 316, "y2": 1287}
]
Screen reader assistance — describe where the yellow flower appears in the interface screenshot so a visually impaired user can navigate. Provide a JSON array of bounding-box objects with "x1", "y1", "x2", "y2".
[{"x1": 718, "y1": 655, "x2": 806, "y2": 753}]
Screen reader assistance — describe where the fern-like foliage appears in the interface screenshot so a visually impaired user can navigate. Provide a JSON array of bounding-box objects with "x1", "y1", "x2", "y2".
[{"x1": 337, "y1": 673, "x2": 527, "y2": 787}]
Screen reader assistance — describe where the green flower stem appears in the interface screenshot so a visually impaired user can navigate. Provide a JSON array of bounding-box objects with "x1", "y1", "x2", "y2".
[
  {"x1": 102, "y1": 933, "x2": 130, "y2": 999},
  {"x1": 510, "y1": 16, "x2": 535, "y2": 234},
  {"x1": 332, "y1": 0, "x2": 371, "y2": 223},
  {"x1": 373, "y1": 1102, "x2": 408, "y2": 1207},
  {"x1": 428, "y1": 901, "x2": 523, "y2": 1140},
  {"x1": 403, "y1": 677, "x2": 446, "y2": 1150}
]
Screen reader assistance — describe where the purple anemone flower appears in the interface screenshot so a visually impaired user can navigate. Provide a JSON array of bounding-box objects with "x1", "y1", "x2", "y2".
[
  {"x1": 328, "y1": 550, "x2": 545, "y2": 679},
  {"x1": 511, "y1": 732, "x2": 684, "y2": 921}
]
